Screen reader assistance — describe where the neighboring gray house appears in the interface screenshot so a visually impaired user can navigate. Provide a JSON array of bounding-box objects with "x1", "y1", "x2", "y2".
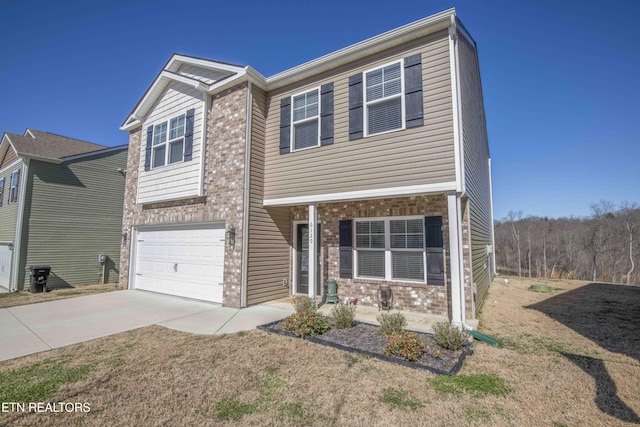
[
  {"x1": 119, "y1": 8, "x2": 494, "y2": 327},
  {"x1": 0, "y1": 129, "x2": 128, "y2": 291}
]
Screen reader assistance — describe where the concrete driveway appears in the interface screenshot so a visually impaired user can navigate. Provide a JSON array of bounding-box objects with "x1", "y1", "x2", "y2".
[{"x1": 0, "y1": 290, "x2": 293, "y2": 362}]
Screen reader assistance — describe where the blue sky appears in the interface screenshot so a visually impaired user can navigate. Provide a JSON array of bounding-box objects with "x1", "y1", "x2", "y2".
[{"x1": 1, "y1": 0, "x2": 638, "y2": 220}]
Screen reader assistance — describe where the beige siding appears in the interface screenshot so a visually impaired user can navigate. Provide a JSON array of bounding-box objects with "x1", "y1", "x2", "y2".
[
  {"x1": 459, "y1": 36, "x2": 493, "y2": 309},
  {"x1": 263, "y1": 30, "x2": 455, "y2": 201},
  {"x1": 246, "y1": 86, "x2": 291, "y2": 305},
  {"x1": 0, "y1": 161, "x2": 23, "y2": 242},
  {"x1": 18, "y1": 149, "x2": 127, "y2": 290},
  {"x1": 137, "y1": 82, "x2": 205, "y2": 203},
  {"x1": 0, "y1": 147, "x2": 18, "y2": 169}
]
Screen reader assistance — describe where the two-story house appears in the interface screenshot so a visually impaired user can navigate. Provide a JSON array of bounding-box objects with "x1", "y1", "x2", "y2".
[
  {"x1": 119, "y1": 8, "x2": 494, "y2": 326},
  {"x1": 0, "y1": 129, "x2": 128, "y2": 291}
]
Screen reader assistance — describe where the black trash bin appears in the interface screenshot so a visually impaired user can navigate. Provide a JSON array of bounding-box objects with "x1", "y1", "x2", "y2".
[{"x1": 29, "y1": 265, "x2": 51, "y2": 293}]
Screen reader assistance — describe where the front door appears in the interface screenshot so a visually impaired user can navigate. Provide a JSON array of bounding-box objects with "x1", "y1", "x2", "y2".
[{"x1": 296, "y1": 223, "x2": 320, "y2": 295}]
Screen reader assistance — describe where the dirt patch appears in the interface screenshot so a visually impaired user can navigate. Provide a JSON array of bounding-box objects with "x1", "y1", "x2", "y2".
[
  {"x1": 0, "y1": 283, "x2": 119, "y2": 309},
  {"x1": 260, "y1": 320, "x2": 469, "y2": 375},
  {"x1": 0, "y1": 277, "x2": 638, "y2": 426}
]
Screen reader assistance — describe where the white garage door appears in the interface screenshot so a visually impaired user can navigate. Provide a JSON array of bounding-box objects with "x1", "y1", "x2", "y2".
[
  {"x1": 133, "y1": 224, "x2": 225, "y2": 303},
  {"x1": 0, "y1": 244, "x2": 12, "y2": 290}
]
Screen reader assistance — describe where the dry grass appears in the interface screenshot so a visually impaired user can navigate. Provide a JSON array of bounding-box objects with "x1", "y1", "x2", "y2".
[
  {"x1": 0, "y1": 283, "x2": 119, "y2": 309},
  {"x1": 1, "y1": 277, "x2": 639, "y2": 426}
]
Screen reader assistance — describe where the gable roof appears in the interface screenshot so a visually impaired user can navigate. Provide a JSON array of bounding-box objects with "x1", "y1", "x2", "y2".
[
  {"x1": 2, "y1": 129, "x2": 106, "y2": 164},
  {"x1": 120, "y1": 54, "x2": 261, "y2": 131}
]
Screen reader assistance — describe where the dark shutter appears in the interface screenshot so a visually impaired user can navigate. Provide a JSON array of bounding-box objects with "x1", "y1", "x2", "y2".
[
  {"x1": 320, "y1": 82, "x2": 334, "y2": 146},
  {"x1": 425, "y1": 216, "x2": 443, "y2": 248},
  {"x1": 348, "y1": 74, "x2": 363, "y2": 140},
  {"x1": 339, "y1": 219, "x2": 353, "y2": 278},
  {"x1": 404, "y1": 53, "x2": 424, "y2": 128},
  {"x1": 279, "y1": 97, "x2": 291, "y2": 154},
  {"x1": 425, "y1": 216, "x2": 444, "y2": 285},
  {"x1": 144, "y1": 125, "x2": 153, "y2": 171},
  {"x1": 184, "y1": 108, "x2": 195, "y2": 161}
]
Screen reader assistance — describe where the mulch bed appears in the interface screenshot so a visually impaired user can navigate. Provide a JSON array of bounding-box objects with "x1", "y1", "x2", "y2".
[{"x1": 258, "y1": 319, "x2": 472, "y2": 375}]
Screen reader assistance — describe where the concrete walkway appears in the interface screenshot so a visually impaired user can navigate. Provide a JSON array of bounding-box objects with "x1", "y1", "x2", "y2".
[
  {"x1": 0, "y1": 290, "x2": 294, "y2": 362},
  {"x1": 0, "y1": 290, "x2": 475, "y2": 362}
]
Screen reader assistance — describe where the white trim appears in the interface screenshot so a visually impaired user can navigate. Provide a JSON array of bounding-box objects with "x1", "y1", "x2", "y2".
[
  {"x1": 24, "y1": 129, "x2": 36, "y2": 139},
  {"x1": 0, "y1": 158, "x2": 23, "y2": 174},
  {"x1": 290, "y1": 86, "x2": 321, "y2": 152},
  {"x1": 308, "y1": 204, "x2": 317, "y2": 299},
  {"x1": 447, "y1": 192, "x2": 462, "y2": 326},
  {"x1": 488, "y1": 158, "x2": 496, "y2": 275},
  {"x1": 167, "y1": 55, "x2": 245, "y2": 74},
  {"x1": 363, "y1": 59, "x2": 406, "y2": 137},
  {"x1": 240, "y1": 83, "x2": 253, "y2": 308},
  {"x1": 11, "y1": 160, "x2": 28, "y2": 292},
  {"x1": 199, "y1": 98, "x2": 208, "y2": 197},
  {"x1": 263, "y1": 181, "x2": 457, "y2": 206},
  {"x1": 448, "y1": 26, "x2": 465, "y2": 194}
]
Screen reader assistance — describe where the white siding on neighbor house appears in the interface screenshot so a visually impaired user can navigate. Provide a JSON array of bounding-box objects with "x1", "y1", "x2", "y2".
[
  {"x1": 178, "y1": 64, "x2": 232, "y2": 85},
  {"x1": 137, "y1": 82, "x2": 205, "y2": 204}
]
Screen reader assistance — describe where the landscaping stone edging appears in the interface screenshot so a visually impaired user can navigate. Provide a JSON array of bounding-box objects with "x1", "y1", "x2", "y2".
[{"x1": 257, "y1": 319, "x2": 472, "y2": 376}]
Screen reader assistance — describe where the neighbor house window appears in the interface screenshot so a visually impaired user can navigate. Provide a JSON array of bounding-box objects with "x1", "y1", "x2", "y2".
[
  {"x1": 152, "y1": 114, "x2": 185, "y2": 168},
  {"x1": 0, "y1": 178, "x2": 4, "y2": 206},
  {"x1": 8, "y1": 170, "x2": 20, "y2": 204},
  {"x1": 291, "y1": 88, "x2": 319, "y2": 151},
  {"x1": 364, "y1": 61, "x2": 404, "y2": 136},
  {"x1": 355, "y1": 217, "x2": 426, "y2": 282}
]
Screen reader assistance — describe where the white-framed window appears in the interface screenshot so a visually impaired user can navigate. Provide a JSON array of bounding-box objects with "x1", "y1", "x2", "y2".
[
  {"x1": 8, "y1": 170, "x2": 20, "y2": 204},
  {"x1": 364, "y1": 61, "x2": 404, "y2": 136},
  {"x1": 291, "y1": 88, "x2": 320, "y2": 151},
  {"x1": 152, "y1": 114, "x2": 185, "y2": 168},
  {"x1": 0, "y1": 178, "x2": 4, "y2": 206},
  {"x1": 354, "y1": 217, "x2": 425, "y2": 283}
]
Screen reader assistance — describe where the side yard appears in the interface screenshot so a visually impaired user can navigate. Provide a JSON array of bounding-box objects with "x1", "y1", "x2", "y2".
[
  {"x1": 0, "y1": 284, "x2": 119, "y2": 309},
  {"x1": 0, "y1": 277, "x2": 638, "y2": 426}
]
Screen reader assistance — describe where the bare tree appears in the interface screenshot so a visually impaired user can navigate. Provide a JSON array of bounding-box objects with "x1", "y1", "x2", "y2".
[
  {"x1": 620, "y1": 202, "x2": 639, "y2": 285},
  {"x1": 508, "y1": 210, "x2": 523, "y2": 277}
]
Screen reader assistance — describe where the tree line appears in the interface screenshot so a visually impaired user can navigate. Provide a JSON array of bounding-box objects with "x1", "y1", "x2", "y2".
[{"x1": 494, "y1": 201, "x2": 639, "y2": 285}]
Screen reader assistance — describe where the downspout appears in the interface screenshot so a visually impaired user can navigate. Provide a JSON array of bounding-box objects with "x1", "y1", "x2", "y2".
[
  {"x1": 11, "y1": 159, "x2": 29, "y2": 292},
  {"x1": 488, "y1": 158, "x2": 496, "y2": 275},
  {"x1": 449, "y1": 15, "x2": 473, "y2": 331},
  {"x1": 240, "y1": 82, "x2": 253, "y2": 308}
]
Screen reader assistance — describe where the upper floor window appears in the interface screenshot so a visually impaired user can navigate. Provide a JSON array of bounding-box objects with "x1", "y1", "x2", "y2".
[
  {"x1": 291, "y1": 88, "x2": 320, "y2": 151},
  {"x1": 364, "y1": 61, "x2": 404, "y2": 136},
  {"x1": 152, "y1": 114, "x2": 185, "y2": 168},
  {"x1": 348, "y1": 54, "x2": 423, "y2": 141},
  {"x1": 8, "y1": 170, "x2": 20, "y2": 204},
  {"x1": 0, "y1": 178, "x2": 4, "y2": 207}
]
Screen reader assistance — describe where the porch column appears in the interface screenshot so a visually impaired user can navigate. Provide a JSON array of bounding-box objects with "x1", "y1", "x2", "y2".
[
  {"x1": 308, "y1": 203, "x2": 317, "y2": 300},
  {"x1": 447, "y1": 192, "x2": 464, "y2": 327}
]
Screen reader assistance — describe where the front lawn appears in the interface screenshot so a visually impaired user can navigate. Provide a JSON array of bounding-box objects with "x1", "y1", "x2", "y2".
[{"x1": 0, "y1": 277, "x2": 638, "y2": 426}]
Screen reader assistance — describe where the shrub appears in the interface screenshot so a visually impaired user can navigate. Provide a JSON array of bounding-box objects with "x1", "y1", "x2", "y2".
[
  {"x1": 291, "y1": 295, "x2": 316, "y2": 312},
  {"x1": 432, "y1": 321, "x2": 467, "y2": 351},
  {"x1": 331, "y1": 303, "x2": 356, "y2": 329},
  {"x1": 281, "y1": 310, "x2": 329, "y2": 337},
  {"x1": 376, "y1": 312, "x2": 407, "y2": 336},
  {"x1": 383, "y1": 331, "x2": 425, "y2": 362}
]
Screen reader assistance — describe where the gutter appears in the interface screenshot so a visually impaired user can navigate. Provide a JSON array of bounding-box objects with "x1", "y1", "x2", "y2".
[
  {"x1": 10, "y1": 159, "x2": 30, "y2": 291},
  {"x1": 240, "y1": 82, "x2": 253, "y2": 308}
]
